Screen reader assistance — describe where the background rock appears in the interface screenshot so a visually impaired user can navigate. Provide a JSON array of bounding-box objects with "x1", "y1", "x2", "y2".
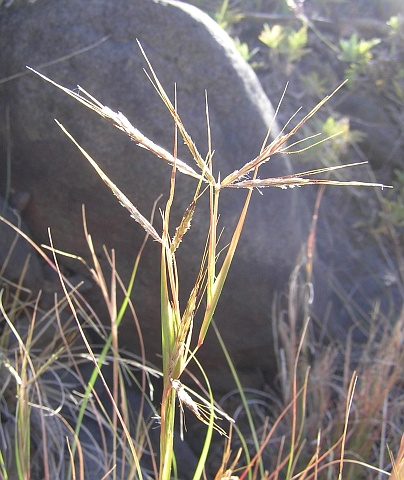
[
  {"x1": 0, "y1": 194, "x2": 44, "y2": 292},
  {"x1": 0, "y1": 0, "x2": 322, "y2": 388}
]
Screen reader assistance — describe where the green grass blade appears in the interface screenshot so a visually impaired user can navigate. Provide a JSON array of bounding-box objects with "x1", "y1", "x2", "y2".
[
  {"x1": 198, "y1": 188, "x2": 253, "y2": 346},
  {"x1": 212, "y1": 321, "x2": 260, "y2": 480}
]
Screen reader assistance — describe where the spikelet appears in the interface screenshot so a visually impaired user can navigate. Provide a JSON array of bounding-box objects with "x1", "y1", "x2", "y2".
[
  {"x1": 171, "y1": 200, "x2": 196, "y2": 253},
  {"x1": 170, "y1": 378, "x2": 229, "y2": 437}
]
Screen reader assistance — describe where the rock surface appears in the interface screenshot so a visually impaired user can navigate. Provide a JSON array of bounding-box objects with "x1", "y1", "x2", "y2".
[
  {"x1": 0, "y1": 194, "x2": 44, "y2": 292},
  {"x1": 0, "y1": 0, "x2": 326, "y2": 388}
]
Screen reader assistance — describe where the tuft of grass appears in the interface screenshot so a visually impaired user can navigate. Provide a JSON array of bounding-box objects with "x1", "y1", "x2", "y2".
[
  {"x1": 26, "y1": 40, "x2": 391, "y2": 480},
  {"x1": 0, "y1": 41, "x2": 398, "y2": 479},
  {"x1": 0, "y1": 215, "x2": 162, "y2": 479}
]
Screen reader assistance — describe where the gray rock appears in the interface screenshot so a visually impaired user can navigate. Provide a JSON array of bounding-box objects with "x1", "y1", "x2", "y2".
[
  {"x1": 0, "y1": 0, "x2": 320, "y2": 387},
  {"x1": 0, "y1": 194, "x2": 44, "y2": 292}
]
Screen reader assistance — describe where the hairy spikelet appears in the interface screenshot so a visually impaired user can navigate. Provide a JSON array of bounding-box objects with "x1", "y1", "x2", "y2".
[{"x1": 171, "y1": 200, "x2": 196, "y2": 253}]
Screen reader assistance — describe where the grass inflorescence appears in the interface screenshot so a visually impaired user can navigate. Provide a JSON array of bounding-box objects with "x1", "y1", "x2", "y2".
[{"x1": 0, "y1": 42, "x2": 401, "y2": 480}]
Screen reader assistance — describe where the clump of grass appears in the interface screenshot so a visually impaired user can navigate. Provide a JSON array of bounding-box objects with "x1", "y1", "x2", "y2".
[
  {"x1": 0, "y1": 42, "x2": 397, "y2": 479},
  {"x1": 0, "y1": 216, "x2": 163, "y2": 479},
  {"x1": 213, "y1": 244, "x2": 404, "y2": 479}
]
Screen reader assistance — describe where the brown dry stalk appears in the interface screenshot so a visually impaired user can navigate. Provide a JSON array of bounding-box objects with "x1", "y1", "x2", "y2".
[
  {"x1": 55, "y1": 120, "x2": 162, "y2": 243},
  {"x1": 27, "y1": 68, "x2": 205, "y2": 182}
]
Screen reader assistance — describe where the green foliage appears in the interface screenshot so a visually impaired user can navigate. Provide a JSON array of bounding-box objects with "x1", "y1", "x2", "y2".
[
  {"x1": 300, "y1": 71, "x2": 330, "y2": 97},
  {"x1": 259, "y1": 24, "x2": 284, "y2": 50},
  {"x1": 233, "y1": 37, "x2": 259, "y2": 64},
  {"x1": 387, "y1": 15, "x2": 404, "y2": 99},
  {"x1": 387, "y1": 14, "x2": 404, "y2": 41},
  {"x1": 338, "y1": 34, "x2": 381, "y2": 87},
  {"x1": 320, "y1": 116, "x2": 365, "y2": 152},
  {"x1": 338, "y1": 34, "x2": 381, "y2": 64},
  {"x1": 214, "y1": 0, "x2": 241, "y2": 29},
  {"x1": 321, "y1": 116, "x2": 351, "y2": 155},
  {"x1": 297, "y1": 113, "x2": 365, "y2": 173},
  {"x1": 259, "y1": 23, "x2": 310, "y2": 65},
  {"x1": 387, "y1": 15, "x2": 400, "y2": 32},
  {"x1": 381, "y1": 196, "x2": 404, "y2": 229},
  {"x1": 378, "y1": 169, "x2": 404, "y2": 230},
  {"x1": 336, "y1": 16, "x2": 404, "y2": 94}
]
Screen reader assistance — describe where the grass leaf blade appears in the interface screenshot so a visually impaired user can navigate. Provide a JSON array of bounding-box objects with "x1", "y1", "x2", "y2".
[{"x1": 55, "y1": 120, "x2": 162, "y2": 243}]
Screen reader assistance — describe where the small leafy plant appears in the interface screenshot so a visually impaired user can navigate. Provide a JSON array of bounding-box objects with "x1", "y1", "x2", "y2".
[
  {"x1": 338, "y1": 34, "x2": 381, "y2": 65},
  {"x1": 233, "y1": 38, "x2": 260, "y2": 66},
  {"x1": 259, "y1": 23, "x2": 310, "y2": 70},
  {"x1": 338, "y1": 34, "x2": 381, "y2": 86}
]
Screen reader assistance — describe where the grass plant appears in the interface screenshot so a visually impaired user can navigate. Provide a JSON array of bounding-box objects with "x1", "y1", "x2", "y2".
[{"x1": 0, "y1": 44, "x2": 402, "y2": 480}]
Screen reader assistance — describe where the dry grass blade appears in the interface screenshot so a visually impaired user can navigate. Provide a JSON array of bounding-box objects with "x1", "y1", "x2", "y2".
[
  {"x1": 27, "y1": 67, "x2": 205, "y2": 181},
  {"x1": 214, "y1": 431, "x2": 242, "y2": 480},
  {"x1": 55, "y1": 119, "x2": 162, "y2": 243},
  {"x1": 220, "y1": 139, "x2": 281, "y2": 187},
  {"x1": 0, "y1": 36, "x2": 109, "y2": 86},
  {"x1": 136, "y1": 40, "x2": 216, "y2": 185},
  {"x1": 228, "y1": 177, "x2": 390, "y2": 189},
  {"x1": 284, "y1": 80, "x2": 349, "y2": 138},
  {"x1": 228, "y1": 162, "x2": 391, "y2": 189},
  {"x1": 220, "y1": 81, "x2": 349, "y2": 188},
  {"x1": 99, "y1": 104, "x2": 206, "y2": 181},
  {"x1": 198, "y1": 186, "x2": 253, "y2": 346},
  {"x1": 389, "y1": 435, "x2": 404, "y2": 480}
]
